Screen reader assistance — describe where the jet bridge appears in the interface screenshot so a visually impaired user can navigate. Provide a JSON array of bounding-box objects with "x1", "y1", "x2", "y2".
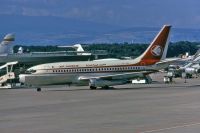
[{"x1": 0, "y1": 61, "x2": 18, "y2": 88}]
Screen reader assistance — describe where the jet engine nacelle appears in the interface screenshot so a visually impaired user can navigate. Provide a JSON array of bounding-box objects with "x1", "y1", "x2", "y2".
[
  {"x1": 89, "y1": 79, "x2": 127, "y2": 88},
  {"x1": 185, "y1": 67, "x2": 200, "y2": 74},
  {"x1": 196, "y1": 68, "x2": 200, "y2": 73}
]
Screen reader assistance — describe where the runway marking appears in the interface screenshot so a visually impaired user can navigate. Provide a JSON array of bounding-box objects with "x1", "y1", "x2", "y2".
[{"x1": 140, "y1": 122, "x2": 200, "y2": 133}]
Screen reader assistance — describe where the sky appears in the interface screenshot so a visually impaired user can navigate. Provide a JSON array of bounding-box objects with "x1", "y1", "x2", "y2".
[{"x1": 1, "y1": 0, "x2": 200, "y2": 29}]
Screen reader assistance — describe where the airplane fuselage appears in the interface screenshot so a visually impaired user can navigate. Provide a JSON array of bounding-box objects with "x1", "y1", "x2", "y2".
[{"x1": 19, "y1": 59, "x2": 167, "y2": 86}]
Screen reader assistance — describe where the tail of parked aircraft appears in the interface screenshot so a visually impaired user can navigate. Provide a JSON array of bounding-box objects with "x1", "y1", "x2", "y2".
[
  {"x1": 58, "y1": 44, "x2": 85, "y2": 52},
  {"x1": 0, "y1": 34, "x2": 15, "y2": 54},
  {"x1": 136, "y1": 25, "x2": 171, "y2": 65},
  {"x1": 73, "y1": 44, "x2": 91, "y2": 55},
  {"x1": 58, "y1": 44, "x2": 91, "y2": 55},
  {"x1": 73, "y1": 44, "x2": 84, "y2": 52},
  {"x1": 1, "y1": 34, "x2": 15, "y2": 45}
]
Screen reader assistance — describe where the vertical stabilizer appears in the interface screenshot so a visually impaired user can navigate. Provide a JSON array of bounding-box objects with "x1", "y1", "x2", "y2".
[
  {"x1": 136, "y1": 25, "x2": 171, "y2": 65},
  {"x1": 0, "y1": 34, "x2": 15, "y2": 54},
  {"x1": 73, "y1": 44, "x2": 84, "y2": 52}
]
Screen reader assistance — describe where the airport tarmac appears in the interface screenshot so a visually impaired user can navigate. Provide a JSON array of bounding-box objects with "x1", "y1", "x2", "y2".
[{"x1": 1, "y1": 73, "x2": 200, "y2": 133}]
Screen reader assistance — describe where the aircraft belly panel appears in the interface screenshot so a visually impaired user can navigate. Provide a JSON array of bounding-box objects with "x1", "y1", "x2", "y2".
[{"x1": 22, "y1": 74, "x2": 78, "y2": 86}]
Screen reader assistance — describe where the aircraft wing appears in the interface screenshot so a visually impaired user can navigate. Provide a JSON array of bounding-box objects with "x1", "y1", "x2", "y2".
[{"x1": 78, "y1": 71, "x2": 153, "y2": 81}]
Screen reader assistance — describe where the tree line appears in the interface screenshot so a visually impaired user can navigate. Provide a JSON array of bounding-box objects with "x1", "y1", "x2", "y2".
[{"x1": 13, "y1": 41, "x2": 200, "y2": 58}]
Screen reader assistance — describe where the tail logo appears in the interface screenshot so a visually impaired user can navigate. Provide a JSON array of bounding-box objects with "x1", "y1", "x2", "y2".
[{"x1": 151, "y1": 45, "x2": 162, "y2": 56}]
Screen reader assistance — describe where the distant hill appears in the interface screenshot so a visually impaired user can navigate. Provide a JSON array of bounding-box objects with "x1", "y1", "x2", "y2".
[
  {"x1": 0, "y1": 15, "x2": 123, "y2": 45},
  {"x1": 1, "y1": 15, "x2": 200, "y2": 45}
]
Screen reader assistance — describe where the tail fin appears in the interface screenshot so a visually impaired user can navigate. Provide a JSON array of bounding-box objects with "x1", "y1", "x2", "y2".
[
  {"x1": 1, "y1": 34, "x2": 15, "y2": 45},
  {"x1": 137, "y1": 25, "x2": 171, "y2": 65},
  {"x1": 73, "y1": 44, "x2": 84, "y2": 52},
  {"x1": 57, "y1": 44, "x2": 85, "y2": 52},
  {"x1": 57, "y1": 44, "x2": 91, "y2": 55},
  {"x1": 73, "y1": 44, "x2": 91, "y2": 55},
  {"x1": 0, "y1": 34, "x2": 15, "y2": 54}
]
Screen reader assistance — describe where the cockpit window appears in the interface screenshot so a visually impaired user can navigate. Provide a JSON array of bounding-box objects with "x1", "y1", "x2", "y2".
[{"x1": 25, "y1": 69, "x2": 36, "y2": 74}]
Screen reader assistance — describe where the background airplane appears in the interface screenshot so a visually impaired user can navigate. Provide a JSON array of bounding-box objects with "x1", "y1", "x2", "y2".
[
  {"x1": 180, "y1": 54, "x2": 200, "y2": 78},
  {"x1": 167, "y1": 49, "x2": 200, "y2": 78},
  {"x1": 0, "y1": 34, "x2": 94, "y2": 66}
]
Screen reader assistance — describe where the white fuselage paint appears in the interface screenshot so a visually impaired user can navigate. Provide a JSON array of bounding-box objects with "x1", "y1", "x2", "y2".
[{"x1": 19, "y1": 59, "x2": 167, "y2": 86}]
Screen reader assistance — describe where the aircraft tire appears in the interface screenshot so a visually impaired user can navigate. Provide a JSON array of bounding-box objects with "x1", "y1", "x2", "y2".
[
  {"x1": 37, "y1": 88, "x2": 41, "y2": 92},
  {"x1": 102, "y1": 85, "x2": 109, "y2": 89},
  {"x1": 90, "y1": 86, "x2": 97, "y2": 90}
]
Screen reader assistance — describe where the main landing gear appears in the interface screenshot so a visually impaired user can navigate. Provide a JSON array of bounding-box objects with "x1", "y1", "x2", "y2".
[
  {"x1": 36, "y1": 87, "x2": 41, "y2": 92},
  {"x1": 90, "y1": 85, "x2": 111, "y2": 90},
  {"x1": 90, "y1": 86, "x2": 97, "y2": 90},
  {"x1": 101, "y1": 85, "x2": 110, "y2": 89}
]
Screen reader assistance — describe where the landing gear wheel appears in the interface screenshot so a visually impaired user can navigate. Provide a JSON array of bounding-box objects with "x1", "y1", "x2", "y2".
[
  {"x1": 90, "y1": 86, "x2": 97, "y2": 90},
  {"x1": 37, "y1": 88, "x2": 41, "y2": 92},
  {"x1": 102, "y1": 85, "x2": 109, "y2": 89}
]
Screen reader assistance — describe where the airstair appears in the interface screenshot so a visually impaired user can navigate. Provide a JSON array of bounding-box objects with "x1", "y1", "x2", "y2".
[{"x1": 0, "y1": 61, "x2": 18, "y2": 88}]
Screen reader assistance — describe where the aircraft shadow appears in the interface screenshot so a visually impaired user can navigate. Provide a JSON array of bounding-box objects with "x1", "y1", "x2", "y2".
[{"x1": 45, "y1": 83, "x2": 200, "y2": 92}]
